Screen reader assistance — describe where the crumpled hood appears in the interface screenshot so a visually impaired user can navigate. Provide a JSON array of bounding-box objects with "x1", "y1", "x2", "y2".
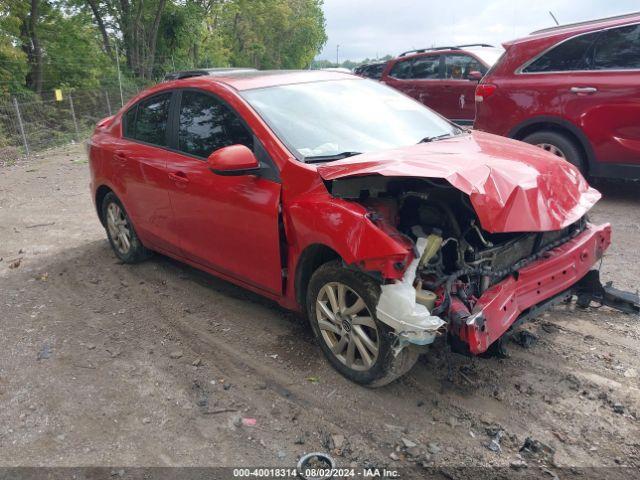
[{"x1": 317, "y1": 131, "x2": 601, "y2": 233}]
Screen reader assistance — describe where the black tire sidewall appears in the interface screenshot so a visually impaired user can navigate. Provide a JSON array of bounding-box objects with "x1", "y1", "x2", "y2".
[
  {"x1": 522, "y1": 131, "x2": 585, "y2": 174},
  {"x1": 306, "y1": 261, "x2": 396, "y2": 385},
  {"x1": 101, "y1": 192, "x2": 147, "y2": 263}
]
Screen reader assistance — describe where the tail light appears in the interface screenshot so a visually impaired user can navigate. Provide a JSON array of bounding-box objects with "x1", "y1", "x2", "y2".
[{"x1": 475, "y1": 84, "x2": 497, "y2": 102}]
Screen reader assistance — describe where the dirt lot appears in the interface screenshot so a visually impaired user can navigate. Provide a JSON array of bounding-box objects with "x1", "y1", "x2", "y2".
[{"x1": 1, "y1": 144, "x2": 639, "y2": 476}]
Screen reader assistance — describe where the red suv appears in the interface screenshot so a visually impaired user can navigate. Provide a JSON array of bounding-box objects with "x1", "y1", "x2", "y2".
[
  {"x1": 474, "y1": 13, "x2": 640, "y2": 180},
  {"x1": 89, "y1": 69, "x2": 613, "y2": 386},
  {"x1": 380, "y1": 45, "x2": 503, "y2": 124}
]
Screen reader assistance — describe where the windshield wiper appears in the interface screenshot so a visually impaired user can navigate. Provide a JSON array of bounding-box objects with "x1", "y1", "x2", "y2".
[
  {"x1": 417, "y1": 133, "x2": 456, "y2": 144},
  {"x1": 304, "y1": 151, "x2": 362, "y2": 163}
]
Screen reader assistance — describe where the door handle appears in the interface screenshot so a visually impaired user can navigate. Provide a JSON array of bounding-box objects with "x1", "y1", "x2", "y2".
[
  {"x1": 570, "y1": 86, "x2": 597, "y2": 94},
  {"x1": 114, "y1": 152, "x2": 128, "y2": 163},
  {"x1": 168, "y1": 172, "x2": 189, "y2": 184}
]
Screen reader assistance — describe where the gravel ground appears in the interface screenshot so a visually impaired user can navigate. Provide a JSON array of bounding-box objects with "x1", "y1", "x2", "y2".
[{"x1": 0, "y1": 144, "x2": 638, "y2": 477}]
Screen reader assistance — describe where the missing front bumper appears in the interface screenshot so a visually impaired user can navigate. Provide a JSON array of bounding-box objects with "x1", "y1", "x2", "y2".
[{"x1": 449, "y1": 222, "x2": 618, "y2": 355}]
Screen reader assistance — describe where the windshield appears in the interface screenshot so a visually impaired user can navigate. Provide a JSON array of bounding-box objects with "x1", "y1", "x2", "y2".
[{"x1": 241, "y1": 79, "x2": 461, "y2": 161}]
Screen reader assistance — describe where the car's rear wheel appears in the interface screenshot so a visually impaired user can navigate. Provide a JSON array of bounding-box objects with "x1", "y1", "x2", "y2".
[
  {"x1": 306, "y1": 261, "x2": 419, "y2": 387},
  {"x1": 522, "y1": 130, "x2": 585, "y2": 174},
  {"x1": 101, "y1": 192, "x2": 151, "y2": 263}
]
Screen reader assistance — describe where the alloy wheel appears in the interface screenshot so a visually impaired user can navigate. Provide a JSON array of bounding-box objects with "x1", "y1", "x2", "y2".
[
  {"x1": 106, "y1": 202, "x2": 132, "y2": 255},
  {"x1": 315, "y1": 282, "x2": 380, "y2": 371},
  {"x1": 536, "y1": 143, "x2": 566, "y2": 159}
]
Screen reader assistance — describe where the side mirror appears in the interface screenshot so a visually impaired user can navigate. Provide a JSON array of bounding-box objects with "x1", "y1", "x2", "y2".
[
  {"x1": 208, "y1": 144, "x2": 261, "y2": 176},
  {"x1": 467, "y1": 70, "x2": 483, "y2": 81}
]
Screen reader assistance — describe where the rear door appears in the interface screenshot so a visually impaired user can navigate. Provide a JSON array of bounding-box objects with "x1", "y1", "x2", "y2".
[
  {"x1": 561, "y1": 23, "x2": 640, "y2": 169},
  {"x1": 441, "y1": 53, "x2": 486, "y2": 123},
  {"x1": 117, "y1": 91, "x2": 181, "y2": 254},
  {"x1": 164, "y1": 89, "x2": 283, "y2": 294}
]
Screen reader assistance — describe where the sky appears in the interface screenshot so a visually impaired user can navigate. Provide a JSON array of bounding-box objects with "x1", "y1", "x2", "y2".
[{"x1": 316, "y1": 0, "x2": 639, "y2": 62}]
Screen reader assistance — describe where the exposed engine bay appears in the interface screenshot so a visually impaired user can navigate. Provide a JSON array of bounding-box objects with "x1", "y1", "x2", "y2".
[{"x1": 328, "y1": 175, "x2": 608, "y2": 354}]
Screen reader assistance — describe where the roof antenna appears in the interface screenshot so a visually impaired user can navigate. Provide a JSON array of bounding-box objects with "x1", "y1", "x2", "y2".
[{"x1": 549, "y1": 11, "x2": 560, "y2": 26}]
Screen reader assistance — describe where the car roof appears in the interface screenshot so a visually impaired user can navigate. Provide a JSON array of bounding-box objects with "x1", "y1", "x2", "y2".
[
  {"x1": 164, "y1": 67, "x2": 258, "y2": 81},
  {"x1": 505, "y1": 11, "x2": 640, "y2": 46},
  {"x1": 397, "y1": 44, "x2": 495, "y2": 57},
  {"x1": 163, "y1": 69, "x2": 357, "y2": 91},
  {"x1": 394, "y1": 44, "x2": 501, "y2": 62}
]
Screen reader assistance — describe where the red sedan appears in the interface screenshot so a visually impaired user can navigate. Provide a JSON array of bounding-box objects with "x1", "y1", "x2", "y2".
[{"x1": 89, "y1": 70, "x2": 612, "y2": 386}]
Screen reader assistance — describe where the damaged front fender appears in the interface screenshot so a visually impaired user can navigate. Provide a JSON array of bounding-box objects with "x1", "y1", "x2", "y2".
[{"x1": 287, "y1": 191, "x2": 414, "y2": 282}]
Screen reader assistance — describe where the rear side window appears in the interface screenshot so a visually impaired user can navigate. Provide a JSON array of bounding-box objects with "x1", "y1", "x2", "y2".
[
  {"x1": 411, "y1": 56, "x2": 440, "y2": 79},
  {"x1": 389, "y1": 59, "x2": 412, "y2": 79},
  {"x1": 123, "y1": 92, "x2": 172, "y2": 146},
  {"x1": 178, "y1": 90, "x2": 253, "y2": 158},
  {"x1": 523, "y1": 31, "x2": 599, "y2": 72},
  {"x1": 444, "y1": 54, "x2": 485, "y2": 79},
  {"x1": 592, "y1": 24, "x2": 640, "y2": 69}
]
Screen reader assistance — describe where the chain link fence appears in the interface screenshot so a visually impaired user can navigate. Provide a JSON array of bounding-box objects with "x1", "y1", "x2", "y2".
[{"x1": 0, "y1": 86, "x2": 142, "y2": 165}]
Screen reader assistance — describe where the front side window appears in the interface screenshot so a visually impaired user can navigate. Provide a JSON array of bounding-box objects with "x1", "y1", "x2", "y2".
[
  {"x1": 592, "y1": 24, "x2": 640, "y2": 69},
  {"x1": 178, "y1": 90, "x2": 253, "y2": 158},
  {"x1": 124, "y1": 92, "x2": 172, "y2": 146},
  {"x1": 242, "y1": 79, "x2": 461, "y2": 161},
  {"x1": 411, "y1": 55, "x2": 440, "y2": 79},
  {"x1": 523, "y1": 31, "x2": 599, "y2": 72},
  {"x1": 444, "y1": 54, "x2": 485, "y2": 79},
  {"x1": 389, "y1": 59, "x2": 413, "y2": 79}
]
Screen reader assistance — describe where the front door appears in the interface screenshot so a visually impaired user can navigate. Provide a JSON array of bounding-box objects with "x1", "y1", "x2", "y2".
[
  {"x1": 165, "y1": 89, "x2": 282, "y2": 295},
  {"x1": 441, "y1": 53, "x2": 486, "y2": 124}
]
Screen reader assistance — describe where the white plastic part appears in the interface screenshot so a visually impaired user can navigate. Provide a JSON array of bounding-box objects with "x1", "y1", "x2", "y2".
[{"x1": 376, "y1": 237, "x2": 446, "y2": 346}]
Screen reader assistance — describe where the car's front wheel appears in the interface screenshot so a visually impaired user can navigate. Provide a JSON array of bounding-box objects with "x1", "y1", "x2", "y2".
[
  {"x1": 306, "y1": 261, "x2": 419, "y2": 387},
  {"x1": 101, "y1": 192, "x2": 151, "y2": 263}
]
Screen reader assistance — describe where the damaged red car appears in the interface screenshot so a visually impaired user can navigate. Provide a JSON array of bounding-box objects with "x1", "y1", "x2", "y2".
[{"x1": 88, "y1": 70, "x2": 631, "y2": 387}]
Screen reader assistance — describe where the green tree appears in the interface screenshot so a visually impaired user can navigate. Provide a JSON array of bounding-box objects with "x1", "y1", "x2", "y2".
[
  {"x1": 0, "y1": 0, "x2": 29, "y2": 95},
  {"x1": 1, "y1": 0, "x2": 328, "y2": 95},
  {"x1": 222, "y1": 0, "x2": 326, "y2": 69}
]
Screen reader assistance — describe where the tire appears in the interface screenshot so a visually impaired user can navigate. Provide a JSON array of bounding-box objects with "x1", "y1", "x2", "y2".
[
  {"x1": 522, "y1": 130, "x2": 586, "y2": 174},
  {"x1": 101, "y1": 191, "x2": 151, "y2": 263},
  {"x1": 306, "y1": 260, "x2": 419, "y2": 387}
]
